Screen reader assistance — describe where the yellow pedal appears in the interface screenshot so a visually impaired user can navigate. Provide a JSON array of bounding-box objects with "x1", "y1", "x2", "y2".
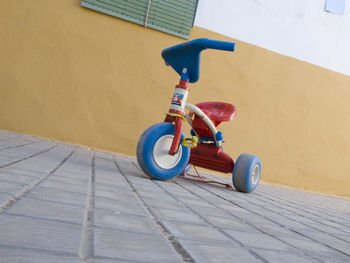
[{"x1": 182, "y1": 136, "x2": 198, "y2": 148}]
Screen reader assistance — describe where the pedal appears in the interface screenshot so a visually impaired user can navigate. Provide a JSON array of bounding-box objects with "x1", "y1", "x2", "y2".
[{"x1": 182, "y1": 136, "x2": 198, "y2": 148}]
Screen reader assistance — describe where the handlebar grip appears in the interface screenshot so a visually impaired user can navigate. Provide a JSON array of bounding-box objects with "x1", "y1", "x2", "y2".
[{"x1": 207, "y1": 39, "x2": 235, "y2": 52}]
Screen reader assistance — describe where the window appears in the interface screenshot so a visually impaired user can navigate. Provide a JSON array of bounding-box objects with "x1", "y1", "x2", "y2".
[
  {"x1": 325, "y1": 0, "x2": 345, "y2": 15},
  {"x1": 81, "y1": 0, "x2": 199, "y2": 39}
]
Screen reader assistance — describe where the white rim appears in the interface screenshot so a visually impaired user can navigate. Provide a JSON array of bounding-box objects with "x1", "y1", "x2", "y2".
[
  {"x1": 251, "y1": 164, "x2": 260, "y2": 185},
  {"x1": 153, "y1": 135, "x2": 182, "y2": 169}
]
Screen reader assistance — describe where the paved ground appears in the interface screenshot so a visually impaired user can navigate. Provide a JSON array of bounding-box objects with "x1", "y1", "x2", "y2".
[{"x1": 0, "y1": 130, "x2": 349, "y2": 263}]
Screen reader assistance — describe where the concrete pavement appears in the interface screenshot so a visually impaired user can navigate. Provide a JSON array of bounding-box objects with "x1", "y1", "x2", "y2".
[{"x1": 0, "y1": 130, "x2": 349, "y2": 262}]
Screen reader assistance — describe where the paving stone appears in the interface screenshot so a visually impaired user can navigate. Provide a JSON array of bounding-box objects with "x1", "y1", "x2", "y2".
[
  {"x1": 137, "y1": 189, "x2": 178, "y2": 202},
  {"x1": 0, "y1": 180, "x2": 25, "y2": 194},
  {"x1": 234, "y1": 211, "x2": 283, "y2": 227},
  {"x1": 26, "y1": 186, "x2": 87, "y2": 207},
  {"x1": 203, "y1": 214, "x2": 260, "y2": 232},
  {"x1": 55, "y1": 168, "x2": 91, "y2": 178},
  {"x1": 176, "y1": 181, "x2": 231, "y2": 200},
  {"x1": 176, "y1": 196, "x2": 217, "y2": 207},
  {"x1": 95, "y1": 209, "x2": 161, "y2": 234},
  {"x1": 126, "y1": 176, "x2": 157, "y2": 187},
  {"x1": 94, "y1": 257, "x2": 144, "y2": 263},
  {"x1": 159, "y1": 187, "x2": 202, "y2": 199},
  {"x1": 132, "y1": 183, "x2": 167, "y2": 193},
  {"x1": 0, "y1": 155, "x2": 14, "y2": 164},
  {"x1": 39, "y1": 179, "x2": 89, "y2": 195},
  {"x1": 224, "y1": 230, "x2": 292, "y2": 251},
  {"x1": 95, "y1": 196, "x2": 147, "y2": 216},
  {"x1": 95, "y1": 173, "x2": 126, "y2": 185},
  {"x1": 0, "y1": 167, "x2": 45, "y2": 178},
  {"x1": 178, "y1": 240, "x2": 261, "y2": 263},
  {"x1": 254, "y1": 249, "x2": 316, "y2": 263},
  {"x1": 48, "y1": 174, "x2": 90, "y2": 186},
  {"x1": 0, "y1": 192, "x2": 12, "y2": 204},
  {"x1": 336, "y1": 233, "x2": 350, "y2": 243},
  {"x1": 95, "y1": 181, "x2": 131, "y2": 193},
  {"x1": 310, "y1": 253, "x2": 350, "y2": 263},
  {"x1": 94, "y1": 228, "x2": 183, "y2": 263},
  {"x1": 0, "y1": 140, "x2": 32, "y2": 149},
  {"x1": 0, "y1": 142, "x2": 53, "y2": 164},
  {"x1": 55, "y1": 167, "x2": 90, "y2": 175},
  {"x1": 298, "y1": 229, "x2": 350, "y2": 255},
  {"x1": 149, "y1": 206, "x2": 204, "y2": 224},
  {"x1": 279, "y1": 235, "x2": 350, "y2": 263},
  {"x1": 0, "y1": 246, "x2": 77, "y2": 263},
  {"x1": 186, "y1": 203, "x2": 233, "y2": 218},
  {"x1": 57, "y1": 165, "x2": 91, "y2": 176},
  {"x1": 0, "y1": 171, "x2": 40, "y2": 184},
  {"x1": 216, "y1": 203, "x2": 254, "y2": 214},
  {"x1": 17, "y1": 159, "x2": 60, "y2": 172},
  {"x1": 303, "y1": 221, "x2": 350, "y2": 236},
  {"x1": 95, "y1": 188, "x2": 137, "y2": 202},
  {"x1": 278, "y1": 235, "x2": 335, "y2": 254},
  {"x1": 153, "y1": 180, "x2": 189, "y2": 192},
  {"x1": 160, "y1": 220, "x2": 232, "y2": 242},
  {"x1": 143, "y1": 196, "x2": 187, "y2": 210},
  {"x1": 252, "y1": 221, "x2": 299, "y2": 238},
  {"x1": 0, "y1": 213, "x2": 81, "y2": 253},
  {"x1": 7, "y1": 198, "x2": 85, "y2": 224}
]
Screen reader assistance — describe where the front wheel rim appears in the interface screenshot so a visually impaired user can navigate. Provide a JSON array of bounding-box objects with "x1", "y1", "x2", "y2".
[
  {"x1": 251, "y1": 164, "x2": 260, "y2": 185},
  {"x1": 153, "y1": 135, "x2": 182, "y2": 169}
]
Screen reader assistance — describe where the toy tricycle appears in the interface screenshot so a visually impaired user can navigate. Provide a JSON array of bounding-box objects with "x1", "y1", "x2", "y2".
[{"x1": 137, "y1": 38, "x2": 261, "y2": 193}]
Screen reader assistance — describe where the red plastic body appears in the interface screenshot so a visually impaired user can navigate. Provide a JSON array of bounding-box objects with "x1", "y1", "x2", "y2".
[
  {"x1": 189, "y1": 102, "x2": 236, "y2": 173},
  {"x1": 189, "y1": 144, "x2": 234, "y2": 173}
]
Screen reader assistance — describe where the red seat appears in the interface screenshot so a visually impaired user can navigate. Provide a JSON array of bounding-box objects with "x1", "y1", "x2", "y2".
[
  {"x1": 191, "y1": 102, "x2": 236, "y2": 139},
  {"x1": 196, "y1": 102, "x2": 236, "y2": 125}
]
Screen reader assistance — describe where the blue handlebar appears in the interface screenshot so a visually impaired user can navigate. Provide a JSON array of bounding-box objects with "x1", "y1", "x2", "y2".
[
  {"x1": 162, "y1": 38, "x2": 236, "y2": 83},
  {"x1": 207, "y1": 40, "x2": 235, "y2": 52}
]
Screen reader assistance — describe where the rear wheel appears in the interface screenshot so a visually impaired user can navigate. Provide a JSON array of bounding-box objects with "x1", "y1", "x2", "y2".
[
  {"x1": 232, "y1": 154, "x2": 261, "y2": 193},
  {"x1": 137, "y1": 123, "x2": 190, "y2": 180}
]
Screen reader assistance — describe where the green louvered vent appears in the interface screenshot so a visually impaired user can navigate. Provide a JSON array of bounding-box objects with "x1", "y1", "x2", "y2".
[{"x1": 81, "y1": 0, "x2": 198, "y2": 39}]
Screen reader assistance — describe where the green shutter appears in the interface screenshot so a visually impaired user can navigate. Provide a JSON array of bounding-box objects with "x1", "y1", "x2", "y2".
[
  {"x1": 81, "y1": 0, "x2": 198, "y2": 39},
  {"x1": 81, "y1": 0, "x2": 149, "y2": 26},
  {"x1": 146, "y1": 0, "x2": 197, "y2": 39}
]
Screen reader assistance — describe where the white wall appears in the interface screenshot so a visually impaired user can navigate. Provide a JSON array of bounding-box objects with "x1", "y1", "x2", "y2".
[{"x1": 194, "y1": 0, "x2": 350, "y2": 76}]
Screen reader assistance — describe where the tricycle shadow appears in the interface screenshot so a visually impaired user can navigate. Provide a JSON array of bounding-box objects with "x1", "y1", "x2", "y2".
[{"x1": 132, "y1": 158, "x2": 243, "y2": 192}]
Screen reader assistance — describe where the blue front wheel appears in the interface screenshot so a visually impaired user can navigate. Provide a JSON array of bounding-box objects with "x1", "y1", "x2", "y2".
[
  {"x1": 137, "y1": 123, "x2": 190, "y2": 180},
  {"x1": 232, "y1": 154, "x2": 261, "y2": 193}
]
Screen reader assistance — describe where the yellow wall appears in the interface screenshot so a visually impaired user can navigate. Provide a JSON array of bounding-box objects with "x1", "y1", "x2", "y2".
[{"x1": 1, "y1": 0, "x2": 350, "y2": 197}]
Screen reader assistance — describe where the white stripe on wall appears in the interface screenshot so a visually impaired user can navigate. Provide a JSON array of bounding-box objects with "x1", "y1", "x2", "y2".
[{"x1": 194, "y1": 0, "x2": 350, "y2": 76}]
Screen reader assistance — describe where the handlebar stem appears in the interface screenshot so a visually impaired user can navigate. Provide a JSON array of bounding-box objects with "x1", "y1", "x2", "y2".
[
  {"x1": 168, "y1": 117, "x2": 183, "y2": 155},
  {"x1": 167, "y1": 79, "x2": 189, "y2": 117}
]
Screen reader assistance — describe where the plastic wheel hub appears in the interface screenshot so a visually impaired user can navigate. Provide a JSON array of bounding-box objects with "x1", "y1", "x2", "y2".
[
  {"x1": 251, "y1": 164, "x2": 260, "y2": 185},
  {"x1": 153, "y1": 135, "x2": 182, "y2": 169}
]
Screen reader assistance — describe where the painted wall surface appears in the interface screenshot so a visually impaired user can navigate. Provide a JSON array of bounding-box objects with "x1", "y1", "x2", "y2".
[
  {"x1": 1, "y1": 0, "x2": 350, "y2": 197},
  {"x1": 195, "y1": 0, "x2": 350, "y2": 76}
]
